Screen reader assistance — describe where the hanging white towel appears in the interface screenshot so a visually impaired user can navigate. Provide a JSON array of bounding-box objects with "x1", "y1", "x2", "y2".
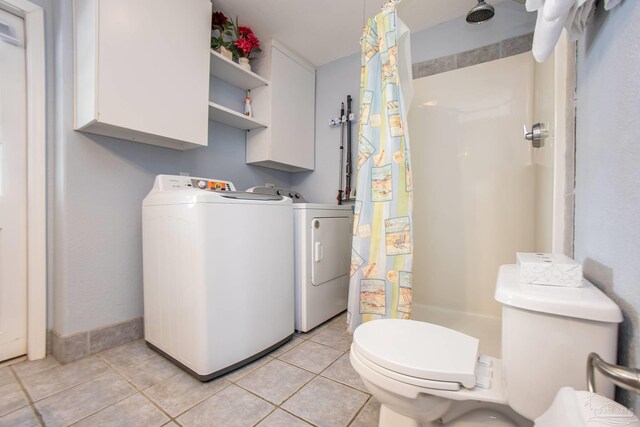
[
  {"x1": 565, "y1": 0, "x2": 595, "y2": 41},
  {"x1": 604, "y1": 0, "x2": 623, "y2": 10},
  {"x1": 531, "y1": 6, "x2": 568, "y2": 62},
  {"x1": 527, "y1": 0, "x2": 622, "y2": 62},
  {"x1": 526, "y1": 0, "x2": 544, "y2": 11},
  {"x1": 542, "y1": 0, "x2": 576, "y2": 21}
]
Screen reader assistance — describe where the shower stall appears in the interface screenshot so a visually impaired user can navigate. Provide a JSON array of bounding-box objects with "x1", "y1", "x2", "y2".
[{"x1": 408, "y1": 39, "x2": 573, "y2": 357}]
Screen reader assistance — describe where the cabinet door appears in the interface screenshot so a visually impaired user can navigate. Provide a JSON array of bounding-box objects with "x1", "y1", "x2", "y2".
[
  {"x1": 75, "y1": 0, "x2": 211, "y2": 149},
  {"x1": 270, "y1": 47, "x2": 315, "y2": 170}
]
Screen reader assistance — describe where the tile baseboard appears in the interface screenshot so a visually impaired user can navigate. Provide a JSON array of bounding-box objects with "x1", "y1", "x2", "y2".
[{"x1": 49, "y1": 317, "x2": 143, "y2": 364}]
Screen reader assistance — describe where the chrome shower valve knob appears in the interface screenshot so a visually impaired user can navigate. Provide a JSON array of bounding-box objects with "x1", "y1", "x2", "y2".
[{"x1": 523, "y1": 123, "x2": 549, "y2": 148}]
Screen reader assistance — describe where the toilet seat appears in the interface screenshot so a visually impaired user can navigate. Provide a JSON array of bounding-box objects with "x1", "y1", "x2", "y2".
[{"x1": 352, "y1": 319, "x2": 480, "y2": 389}]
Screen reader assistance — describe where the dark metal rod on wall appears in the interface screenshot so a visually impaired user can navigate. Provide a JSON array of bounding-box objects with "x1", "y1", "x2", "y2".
[
  {"x1": 337, "y1": 102, "x2": 345, "y2": 205},
  {"x1": 345, "y1": 95, "x2": 353, "y2": 200}
]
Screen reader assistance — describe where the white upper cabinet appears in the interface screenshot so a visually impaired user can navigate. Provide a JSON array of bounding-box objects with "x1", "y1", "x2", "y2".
[
  {"x1": 73, "y1": 0, "x2": 211, "y2": 150},
  {"x1": 247, "y1": 40, "x2": 316, "y2": 172}
]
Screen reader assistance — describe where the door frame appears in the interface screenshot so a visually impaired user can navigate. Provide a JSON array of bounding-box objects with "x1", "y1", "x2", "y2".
[{"x1": 0, "y1": 0, "x2": 46, "y2": 360}]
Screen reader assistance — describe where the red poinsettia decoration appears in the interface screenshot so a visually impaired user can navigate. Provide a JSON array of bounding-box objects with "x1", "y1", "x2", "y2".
[
  {"x1": 211, "y1": 11, "x2": 228, "y2": 30},
  {"x1": 233, "y1": 24, "x2": 261, "y2": 59},
  {"x1": 211, "y1": 11, "x2": 234, "y2": 51},
  {"x1": 237, "y1": 26, "x2": 253, "y2": 37}
]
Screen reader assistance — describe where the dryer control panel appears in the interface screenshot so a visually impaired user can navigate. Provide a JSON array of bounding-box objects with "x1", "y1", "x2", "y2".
[
  {"x1": 155, "y1": 175, "x2": 236, "y2": 192},
  {"x1": 246, "y1": 186, "x2": 305, "y2": 202}
]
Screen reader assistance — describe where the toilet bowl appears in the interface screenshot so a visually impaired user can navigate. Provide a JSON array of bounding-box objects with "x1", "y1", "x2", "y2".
[
  {"x1": 349, "y1": 264, "x2": 624, "y2": 427},
  {"x1": 350, "y1": 320, "x2": 529, "y2": 426},
  {"x1": 535, "y1": 387, "x2": 640, "y2": 426}
]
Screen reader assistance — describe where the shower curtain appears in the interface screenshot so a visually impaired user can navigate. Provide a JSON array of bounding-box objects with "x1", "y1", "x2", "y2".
[{"x1": 347, "y1": 0, "x2": 414, "y2": 333}]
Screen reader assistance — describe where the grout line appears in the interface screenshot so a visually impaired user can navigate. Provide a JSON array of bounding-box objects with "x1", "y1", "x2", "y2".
[
  {"x1": 0, "y1": 355, "x2": 27, "y2": 368},
  {"x1": 234, "y1": 362, "x2": 317, "y2": 407},
  {"x1": 276, "y1": 406, "x2": 320, "y2": 427},
  {"x1": 53, "y1": 370, "x2": 137, "y2": 425},
  {"x1": 274, "y1": 352, "x2": 343, "y2": 377},
  {"x1": 98, "y1": 353, "x2": 181, "y2": 423},
  {"x1": 95, "y1": 345, "x2": 157, "y2": 371},
  {"x1": 7, "y1": 366, "x2": 45, "y2": 426},
  {"x1": 317, "y1": 372, "x2": 370, "y2": 397},
  {"x1": 280, "y1": 333, "x2": 349, "y2": 357},
  {"x1": 140, "y1": 386, "x2": 187, "y2": 426},
  {"x1": 9, "y1": 315, "x2": 361, "y2": 426},
  {"x1": 15, "y1": 356, "x2": 110, "y2": 404},
  {"x1": 13, "y1": 363, "x2": 60, "y2": 381},
  {"x1": 166, "y1": 378, "x2": 233, "y2": 421},
  {"x1": 251, "y1": 406, "x2": 278, "y2": 426},
  {"x1": 347, "y1": 395, "x2": 374, "y2": 426}
]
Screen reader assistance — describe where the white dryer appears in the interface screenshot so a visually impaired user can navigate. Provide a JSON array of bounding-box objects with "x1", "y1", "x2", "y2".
[
  {"x1": 247, "y1": 186, "x2": 352, "y2": 332},
  {"x1": 143, "y1": 175, "x2": 294, "y2": 381}
]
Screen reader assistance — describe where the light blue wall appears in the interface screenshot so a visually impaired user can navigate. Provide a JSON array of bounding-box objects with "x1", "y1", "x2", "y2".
[
  {"x1": 294, "y1": 2, "x2": 536, "y2": 204},
  {"x1": 290, "y1": 54, "x2": 361, "y2": 204},
  {"x1": 43, "y1": 0, "x2": 536, "y2": 335},
  {"x1": 48, "y1": 0, "x2": 290, "y2": 335},
  {"x1": 574, "y1": 0, "x2": 640, "y2": 409}
]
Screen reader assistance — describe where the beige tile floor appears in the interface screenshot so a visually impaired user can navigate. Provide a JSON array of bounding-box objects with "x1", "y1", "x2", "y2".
[{"x1": 0, "y1": 312, "x2": 380, "y2": 427}]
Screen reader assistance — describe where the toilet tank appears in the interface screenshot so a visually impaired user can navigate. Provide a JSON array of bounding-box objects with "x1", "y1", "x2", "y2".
[{"x1": 494, "y1": 264, "x2": 622, "y2": 420}]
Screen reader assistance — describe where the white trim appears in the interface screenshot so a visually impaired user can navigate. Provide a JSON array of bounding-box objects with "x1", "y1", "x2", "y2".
[
  {"x1": 551, "y1": 32, "x2": 576, "y2": 256},
  {"x1": 1, "y1": 0, "x2": 47, "y2": 360},
  {"x1": 271, "y1": 39, "x2": 316, "y2": 73}
]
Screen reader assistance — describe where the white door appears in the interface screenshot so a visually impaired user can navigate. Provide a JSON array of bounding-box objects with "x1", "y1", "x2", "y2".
[
  {"x1": 0, "y1": 9, "x2": 27, "y2": 362},
  {"x1": 311, "y1": 217, "x2": 351, "y2": 286}
]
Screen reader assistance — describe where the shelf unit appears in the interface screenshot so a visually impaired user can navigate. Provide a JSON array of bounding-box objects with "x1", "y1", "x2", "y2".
[
  {"x1": 208, "y1": 49, "x2": 269, "y2": 131},
  {"x1": 208, "y1": 102, "x2": 268, "y2": 130},
  {"x1": 210, "y1": 49, "x2": 269, "y2": 91}
]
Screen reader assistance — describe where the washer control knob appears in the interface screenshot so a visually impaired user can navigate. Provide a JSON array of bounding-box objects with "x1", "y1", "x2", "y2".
[{"x1": 197, "y1": 180, "x2": 207, "y2": 189}]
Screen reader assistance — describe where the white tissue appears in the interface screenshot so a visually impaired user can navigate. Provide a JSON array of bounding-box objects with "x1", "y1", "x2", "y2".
[{"x1": 517, "y1": 252, "x2": 583, "y2": 287}]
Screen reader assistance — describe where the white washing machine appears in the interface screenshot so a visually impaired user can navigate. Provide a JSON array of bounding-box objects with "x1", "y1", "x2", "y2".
[
  {"x1": 142, "y1": 175, "x2": 294, "y2": 381},
  {"x1": 247, "y1": 186, "x2": 352, "y2": 332}
]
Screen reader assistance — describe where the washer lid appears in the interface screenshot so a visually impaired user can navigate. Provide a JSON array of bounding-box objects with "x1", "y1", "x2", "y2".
[
  {"x1": 352, "y1": 319, "x2": 479, "y2": 388},
  {"x1": 143, "y1": 190, "x2": 290, "y2": 206}
]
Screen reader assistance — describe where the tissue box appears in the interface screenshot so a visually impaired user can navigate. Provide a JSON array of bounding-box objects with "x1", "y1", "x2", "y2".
[{"x1": 517, "y1": 252, "x2": 583, "y2": 287}]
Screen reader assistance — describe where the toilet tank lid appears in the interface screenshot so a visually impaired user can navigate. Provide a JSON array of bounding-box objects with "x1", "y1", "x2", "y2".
[{"x1": 494, "y1": 265, "x2": 623, "y2": 323}]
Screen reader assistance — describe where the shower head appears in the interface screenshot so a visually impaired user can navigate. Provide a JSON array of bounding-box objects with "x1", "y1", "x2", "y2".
[{"x1": 466, "y1": 0, "x2": 495, "y2": 24}]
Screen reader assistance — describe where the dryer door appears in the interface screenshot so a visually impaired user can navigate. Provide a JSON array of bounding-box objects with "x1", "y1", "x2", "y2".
[{"x1": 311, "y1": 217, "x2": 351, "y2": 286}]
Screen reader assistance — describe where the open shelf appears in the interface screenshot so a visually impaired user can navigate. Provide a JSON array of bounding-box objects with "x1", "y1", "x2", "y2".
[
  {"x1": 210, "y1": 50, "x2": 269, "y2": 91},
  {"x1": 208, "y1": 102, "x2": 268, "y2": 130}
]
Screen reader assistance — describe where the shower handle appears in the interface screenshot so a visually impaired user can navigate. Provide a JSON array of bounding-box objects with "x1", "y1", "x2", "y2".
[{"x1": 523, "y1": 123, "x2": 548, "y2": 148}]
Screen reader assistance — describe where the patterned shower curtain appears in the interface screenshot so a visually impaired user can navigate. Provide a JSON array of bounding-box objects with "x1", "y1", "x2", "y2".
[{"x1": 347, "y1": 1, "x2": 413, "y2": 333}]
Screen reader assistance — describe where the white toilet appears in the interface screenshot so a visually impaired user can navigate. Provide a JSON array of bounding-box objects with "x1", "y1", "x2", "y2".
[
  {"x1": 350, "y1": 264, "x2": 624, "y2": 426},
  {"x1": 536, "y1": 387, "x2": 640, "y2": 426}
]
